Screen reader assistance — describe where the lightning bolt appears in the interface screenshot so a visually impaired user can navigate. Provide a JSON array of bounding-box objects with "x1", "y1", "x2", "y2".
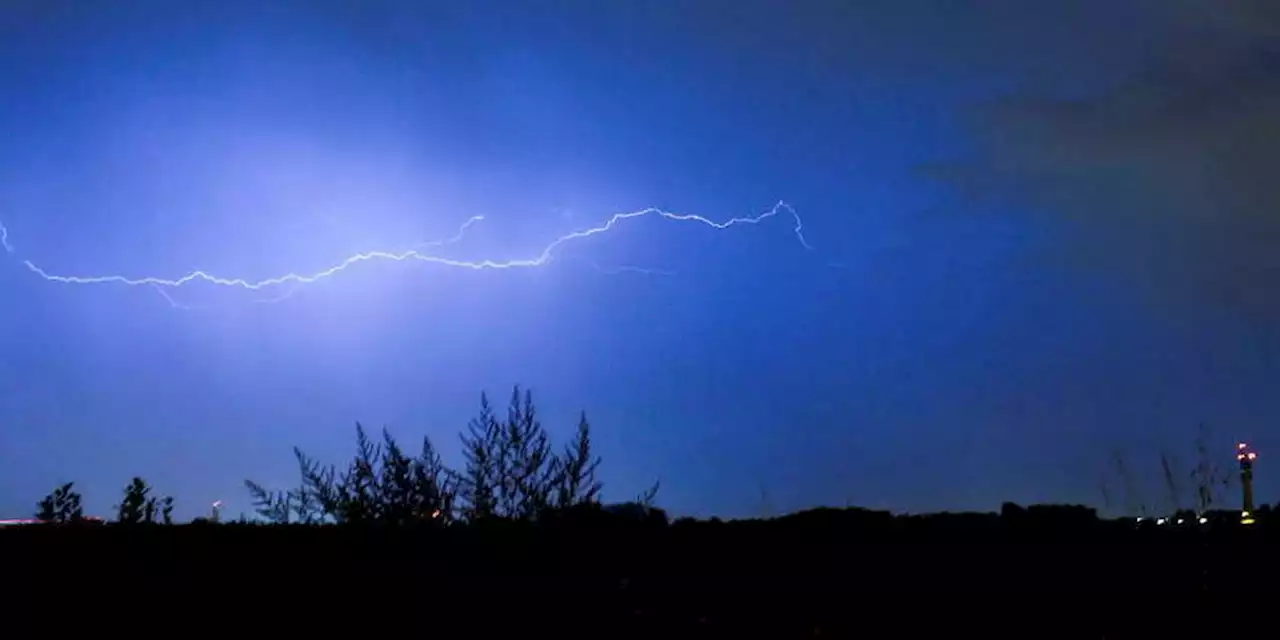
[
  {"x1": 147, "y1": 213, "x2": 488, "y2": 308},
  {"x1": 0, "y1": 221, "x2": 12, "y2": 254},
  {"x1": 588, "y1": 261, "x2": 678, "y2": 277},
  {"x1": 5, "y1": 201, "x2": 810, "y2": 302},
  {"x1": 411, "y1": 215, "x2": 485, "y2": 250},
  {"x1": 152, "y1": 284, "x2": 196, "y2": 310}
]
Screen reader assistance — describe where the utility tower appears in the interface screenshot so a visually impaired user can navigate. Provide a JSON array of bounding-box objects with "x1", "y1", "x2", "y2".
[{"x1": 1236, "y1": 443, "x2": 1257, "y2": 524}]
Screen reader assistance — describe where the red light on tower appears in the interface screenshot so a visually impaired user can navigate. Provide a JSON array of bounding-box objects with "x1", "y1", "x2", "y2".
[
  {"x1": 1238, "y1": 443, "x2": 1256, "y2": 469},
  {"x1": 1238, "y1": 442, "x2": 1256, "y2": 522}
]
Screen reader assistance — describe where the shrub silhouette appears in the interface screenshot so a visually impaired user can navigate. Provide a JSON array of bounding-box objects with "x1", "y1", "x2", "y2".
[
  {"x1": 27, "y1": 386, "x2": 655, "y2": 527},
  {"x1": 114, "y1": 477, "x2": 173, "y2": 524},
  {"x1": 245, "y1": 385, "x2": 637, "y2": 525},
  {"x1": 35, "y1": 482, "x2": 83, "y2": 523}
]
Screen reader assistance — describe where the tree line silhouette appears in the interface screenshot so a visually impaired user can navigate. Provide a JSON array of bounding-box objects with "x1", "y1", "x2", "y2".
[
  {"x1": 13, "y1": 387, "x2": 1280, "y2": 633},
  {"x1": 31, "y1": 386, "x2": 660, "y2": 526}
]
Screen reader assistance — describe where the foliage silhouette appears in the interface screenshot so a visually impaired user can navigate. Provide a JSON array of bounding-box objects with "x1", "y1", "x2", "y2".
[
  {"x1": 161, "y1": 495, "x2": 175, "y2": 525},
  {"x1": 116, "y1": 477, "x2": 150, "y2": 524},
  {"x1": 114, "y1": 477, "x2": 172, "y2": 524},
  {"x1": 35, "y1": 482, "x2": 83, "y2": 523},
  {"x1": 19, "y1": 384, "x2": 1280, "y2": 637},
  {"x1": 245, "y1": 385, "x2": 648, "y2": 525},
  {"x1": 555, "y1": 411, "x2": 603, "y2": 509},
  {"x1": 636, "y1": 479, "x2": 661, "y2": 508},
  {"x1": 458, "y1": 393, "x2": 500, "y2": 521}
]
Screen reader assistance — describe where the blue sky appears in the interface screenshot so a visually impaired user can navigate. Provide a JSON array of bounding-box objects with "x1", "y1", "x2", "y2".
[{"x1": 2, "y1": 0, "x2": 1277, "y2": 520}]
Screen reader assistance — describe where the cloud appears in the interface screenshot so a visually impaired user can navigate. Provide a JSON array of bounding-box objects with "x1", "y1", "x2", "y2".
[{"x1": 950, "y1": 0, "x2": 1280, "y2": 322}]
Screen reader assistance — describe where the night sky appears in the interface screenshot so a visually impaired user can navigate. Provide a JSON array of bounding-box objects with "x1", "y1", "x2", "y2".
[{"x1": 2, "y1": 0, "x2": 1277, "y2": 521}]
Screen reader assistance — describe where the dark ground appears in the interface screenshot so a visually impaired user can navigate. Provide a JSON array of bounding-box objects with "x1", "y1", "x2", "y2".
[{"x1": 4, "y1": 505, "x2": 1268, "y2": 635}]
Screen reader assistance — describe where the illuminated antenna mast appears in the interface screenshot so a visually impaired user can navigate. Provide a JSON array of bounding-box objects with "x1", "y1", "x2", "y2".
[{"x1": 1236, "y1": 443, "x2": 1257, "y2": 524}]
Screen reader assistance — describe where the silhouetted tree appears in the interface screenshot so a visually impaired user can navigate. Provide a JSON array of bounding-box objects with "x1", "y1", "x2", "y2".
[
  {"x1": 289, "y1": 484, "x2": 318, "y2": 523},
  {"x1": 35, "y1": 482, "x2": 83, "y2": 523},
  {"x1": 378, "y1": 428, "x2": 414, "y2": 524},
  {"x1": 409, "y1": 434, "x2": 454, "y2": 525},
  {"x1": 110, "y1": 478, "x2": 171, "y2": 524},
  {"x1": 160, "y1": 496, "x2": 174, "y2": 525},
  {"x1": 283, "y1": 425, "x2": 382, "y2": 524},
  {"x1": 245, "y1": 479, "x2": 293, "y2": 523},
  {"x1": 459, "y1": 386, "x2": 608, "y2": 521},
  {"x1": 293, "y1": 447, "x2": 336, "y2": 523},
  {"x1": 496, "y1": 386, "x2": 559, "y2": 520},
  {"x1": 459, "y1": 393, "x2": 501, "y2": 521},
  {"x1": 635, "y1": 480, "x2": 661, "y2": 508},
  {"x1": 554, "y1": 411, "x2": 603, "y2": 510},
  {"x1": 249, "y1": 424, "x2": 457, "y2": 525},
  {"x1": 35, "y1": 495, "x2": 54, "y2": 522},
  {"x1": 117, "y1": 477, "x2": 151, "y2": 524},
  {"x1": 244, "y1": 385, "x2": 653, "y2": 526},
  {"x1": 282, "y1": 449, "x2": 338, "y2": 523},
  {"x1": 335, "y1": 423, "x2": 382, "y2": 523}
]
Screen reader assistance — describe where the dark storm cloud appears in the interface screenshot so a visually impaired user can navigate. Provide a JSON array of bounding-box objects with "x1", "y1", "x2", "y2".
[{"x1": 953, "y1": 0, "x2": 1280, "y2": 321}]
